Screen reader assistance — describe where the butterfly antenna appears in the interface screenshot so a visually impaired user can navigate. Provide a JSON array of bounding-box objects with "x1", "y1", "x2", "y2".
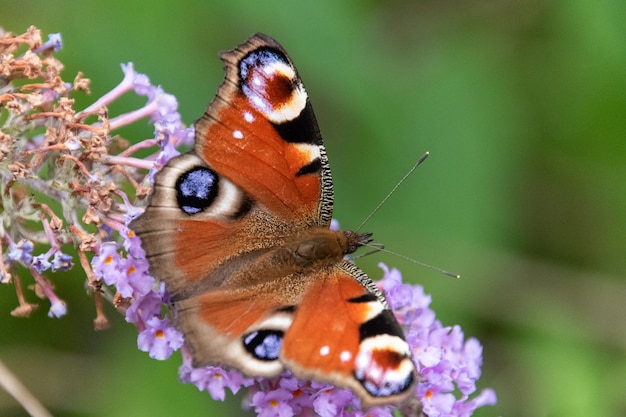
[
  {"x1": 352, "y1": 151, "x2": 458, "y2": 279},
  {"x1": 356, "y1": 152, "x2": 430, "y2": 232},
  {"x1": 359, "y1": 243, "x2": 461, "y2": 279},
  {"x1": 351, "y1": 242, "x2": 385, "y2": 259}
]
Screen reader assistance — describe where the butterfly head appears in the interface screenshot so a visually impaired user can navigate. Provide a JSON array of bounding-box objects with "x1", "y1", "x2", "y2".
[{"x1": 343, "y1": 230, "x2": 374, "y2": 255}]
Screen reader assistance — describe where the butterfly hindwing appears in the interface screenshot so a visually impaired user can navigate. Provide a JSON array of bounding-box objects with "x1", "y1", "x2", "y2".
[
  {"x1": 174, "y1": 260, "x2": 416, "y2": 408},
  {"x1": 175, "y1": 277, "x2": 300, "y2": 377},
  {"x1": 281, "y1": 262, "x2": 416, "y2": 408}
]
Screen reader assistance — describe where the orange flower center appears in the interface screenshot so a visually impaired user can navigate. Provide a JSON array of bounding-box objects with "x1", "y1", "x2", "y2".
[{"x1": 425, "y1": 389, "x2": 434, "y2": 400}]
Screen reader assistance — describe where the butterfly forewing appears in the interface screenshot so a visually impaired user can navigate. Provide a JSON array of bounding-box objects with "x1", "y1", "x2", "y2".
[{"x1": 195, "y1": 33, "x2": 333, "y2": 226}]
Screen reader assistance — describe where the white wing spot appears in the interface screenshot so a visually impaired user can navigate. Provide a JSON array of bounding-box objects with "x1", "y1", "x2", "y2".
[
  {"x1": 320, "y1": 346, "x2": 330, "y2": 356},
  {"x1": 340, "y1": 350, "x2": 352, "y2": 362},
  {"x1": 233, "y1": 130, "x2": 244, "y2": 139},
  {"x1": 243, "y1": 112, "x2": 255, "y2": 123}
]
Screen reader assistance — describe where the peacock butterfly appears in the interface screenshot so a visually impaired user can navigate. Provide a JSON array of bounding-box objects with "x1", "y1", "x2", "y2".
[{"x1": 131, "y1": 33, "x2": 418, "y2": 409}]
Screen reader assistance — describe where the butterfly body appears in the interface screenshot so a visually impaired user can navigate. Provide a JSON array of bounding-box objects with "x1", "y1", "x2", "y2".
[{"x1": 131, "y1": 33, "x2": 418, "y2": 408}]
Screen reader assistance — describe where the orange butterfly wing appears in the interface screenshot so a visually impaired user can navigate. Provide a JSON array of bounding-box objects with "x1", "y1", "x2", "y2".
[
  {"x1": 195, "y1": 33, "x2": 332, "y2": 224},
  {"x1": 282, "y1": 262, "x2": 416, "y2": 408}
]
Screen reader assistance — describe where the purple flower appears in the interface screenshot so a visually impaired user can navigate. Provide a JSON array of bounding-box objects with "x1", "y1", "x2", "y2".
[
  {"x1": 94, "y1": 245, "x2": 152, "y2": 300},
  {"x1": 312, "y1": 386, "x2": 354, "y2": 417},
  {"x1": 452, "y1": 388, "x2": 497, "y2": 417},
  {"x1": 251, "y1": 386, "x2": 295, "y2": 417},
  {"x1": 178, "y1": 344, "x2": 255, "y2": 401},
  {"x1": 31, "y1": 253, "x2": 52, "y2": 273},
  {"x1": 31, "y1": 269, "x2": 67, "y2": 318},
  {"x1": 7, "y1": 239, "x2": 34, "y2": 265},
  {"x1": 121, "y1": 63, "x2": 153, "y2": 96},
  {"x1": 120, "y1": 226, "x2": 146, "y2": 259},
  {"x1": 351, "y1": 407, "x2": 393, "y2": 417},
  {"x1": 137, "y1": 316, "x2": 184, "y2": 360},
  {"x1": 104, "y1": 63, "x2": 192, "y2": 147},
  {"x1": 379, "y1": 264, "x2": 496, "y2": 417},
  {"x1": 419, "y1": 387, "x2": 456, "y2": 417},
  {"x1": 125, "y1": 286, "x2": 164, "y2": 324},
  {"x1": 51, "y1": 252, "x2": 73, "y2": 272},
  {"x1": 92, "y1": 242, "x2": 123, "y2": 286},
  {"x1": 274, "y1": 376, "x2": 313, "y2": 412},
  {"x1": 116, "y1": 256, "x2": 152, "y2": 299},
  {"x1": 34, "y1": 32, "x2": 63, "y2": 53},
  {"x1": 48, "y1": 298, "x2": 67, "y2": 318},
  {"x1": 79, "y1": 62, "x2": 189, "y2": 145},
  {"x1": 117, "y1": 193, "x2": 144, "y2": 229},
  {"x1": 381, "y1": 263, "x2": 432, "y2": 310},
  {"x1": 180, "y1": 364, "x2": 254, "y2": 401},
  {"x1": 147, "y1": 139, "x2": 181, "y2": 183},
  {"x1": 92, "y1": 239, "x2": 163, "y2": 327}
]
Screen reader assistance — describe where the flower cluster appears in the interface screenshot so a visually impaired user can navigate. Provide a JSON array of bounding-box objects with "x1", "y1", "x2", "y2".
[
  {"x1": 1, "y1": 26, "x2": 495, "y2": 416},
  {"x1": 0, "y1": 26, "x2": 191, "y2": 330}
]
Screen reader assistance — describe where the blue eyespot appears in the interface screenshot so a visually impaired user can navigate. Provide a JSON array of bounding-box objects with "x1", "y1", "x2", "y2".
[
  {"x1": 243, "y1": 330, "x2": 284, "y2": 361},
  {"x1": 175, "y1": 167, "x2": 218, "y2": 215},
  {"x1": 239, "y1": 48, "x2": 288, "y2": 84}
]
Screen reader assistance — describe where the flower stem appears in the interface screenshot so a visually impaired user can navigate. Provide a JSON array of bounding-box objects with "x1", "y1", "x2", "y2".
[{"x1": 0, "y1": 359, "x2": 54, "y2": 417}]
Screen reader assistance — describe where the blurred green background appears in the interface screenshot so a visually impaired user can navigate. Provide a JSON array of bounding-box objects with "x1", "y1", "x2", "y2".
[{"x1": 1, "y1": 1, "x2": 625, "y2": 416}]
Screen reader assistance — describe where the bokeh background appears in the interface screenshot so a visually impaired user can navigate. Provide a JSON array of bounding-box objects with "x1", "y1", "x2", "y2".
[{"x1": 1, "y1": 1, "x2": 625, "y2": 416}]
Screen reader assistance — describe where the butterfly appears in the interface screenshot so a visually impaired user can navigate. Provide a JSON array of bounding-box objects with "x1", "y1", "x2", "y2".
[{"x1": 131, "y1": 33, "x2": 418, "y2": 409}]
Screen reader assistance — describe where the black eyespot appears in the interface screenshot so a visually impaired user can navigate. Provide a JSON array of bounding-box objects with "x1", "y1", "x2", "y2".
[
  {"x1": 243, "y1": 330, "x2": 284, "y2": 361},
  {"x1": 175, "y1": 167, "x2": 218, "y2": 215}
]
